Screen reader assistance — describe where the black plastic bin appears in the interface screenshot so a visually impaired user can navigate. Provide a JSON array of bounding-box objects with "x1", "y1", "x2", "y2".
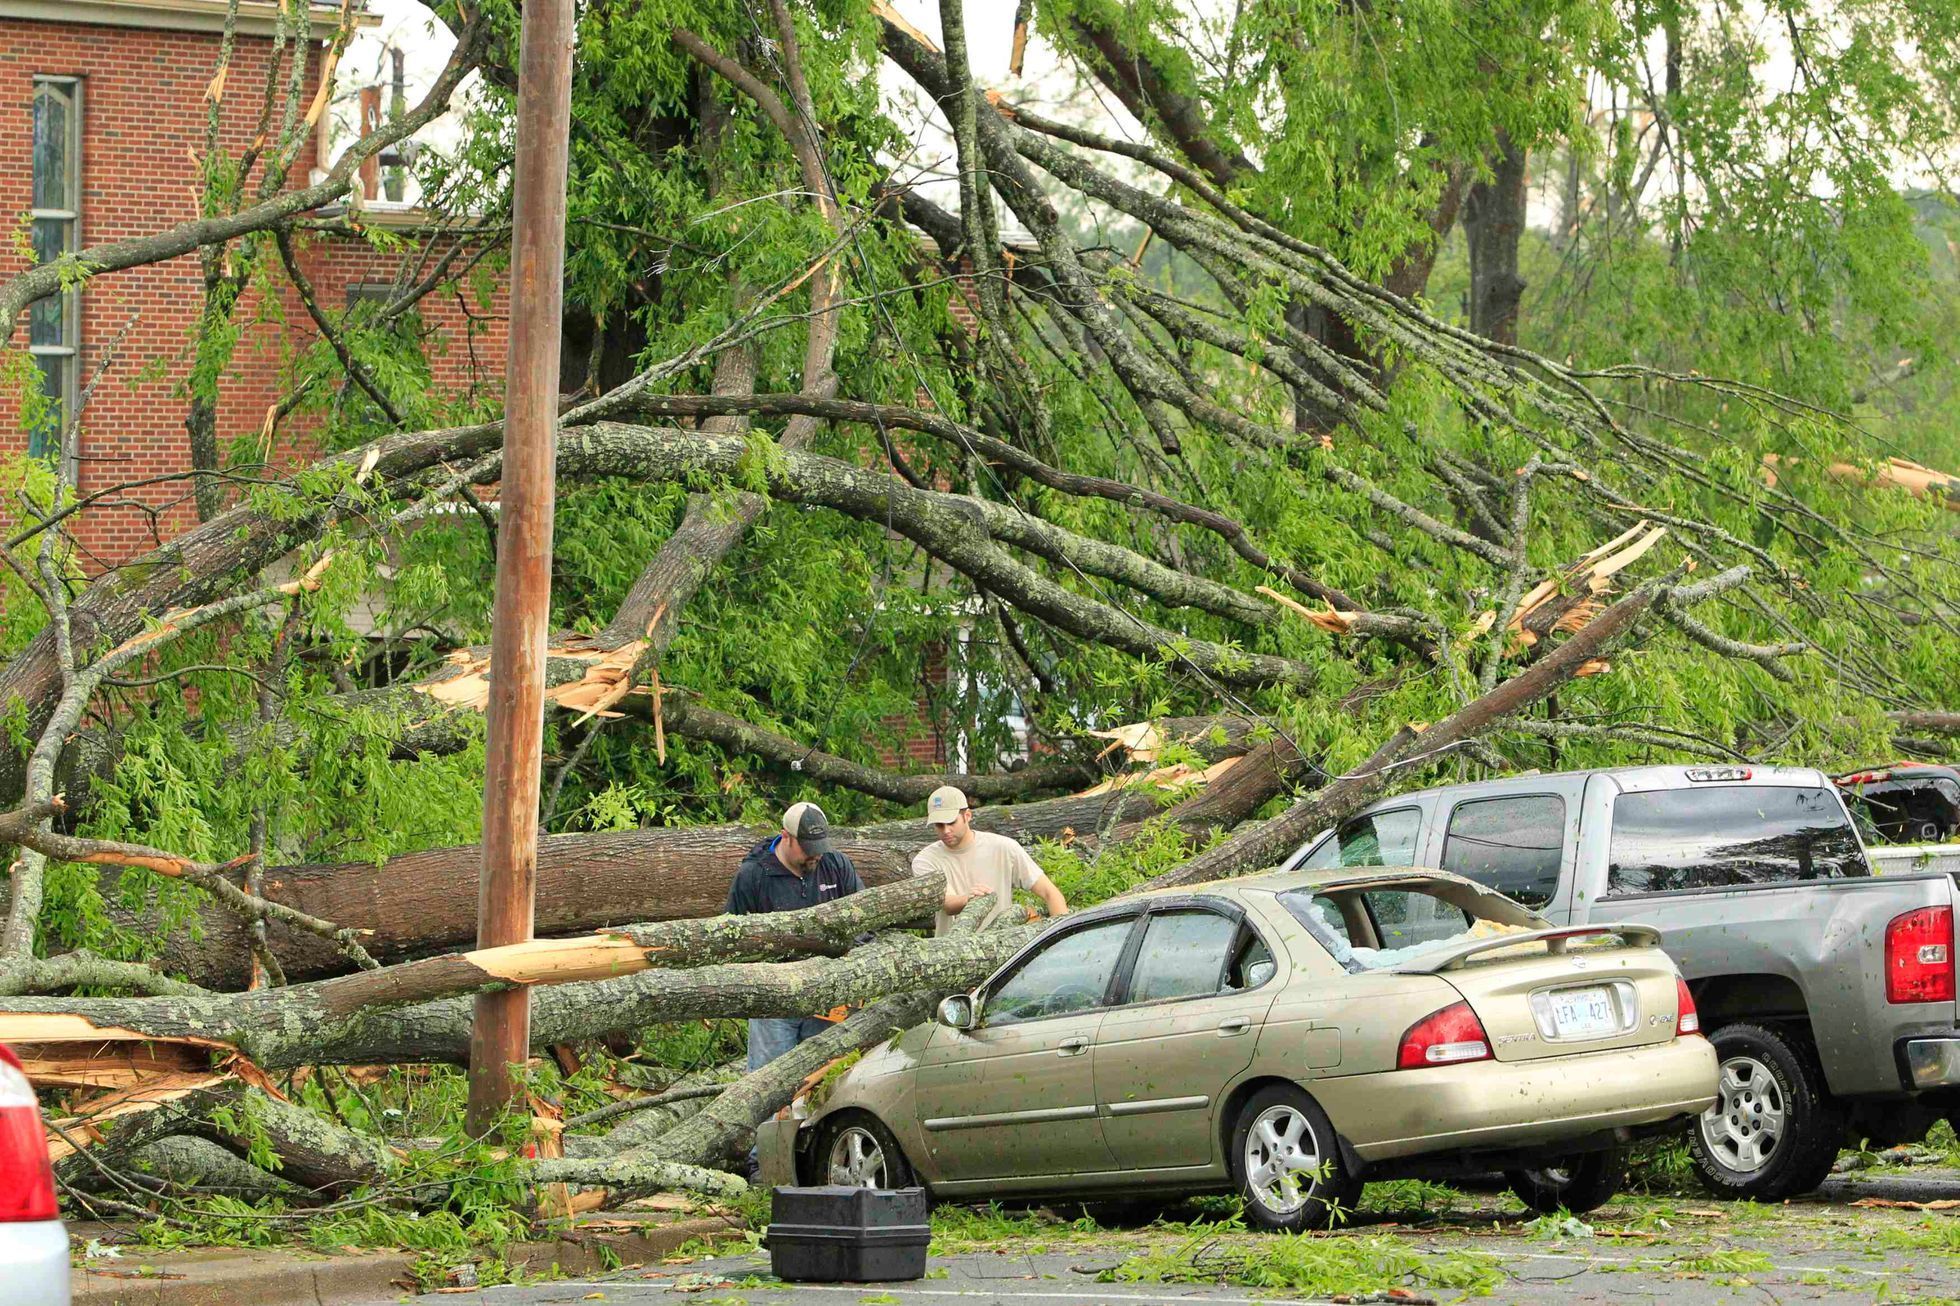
[{"x1": 767, "y1": 1185, "x2": 930, "y2": 1282}]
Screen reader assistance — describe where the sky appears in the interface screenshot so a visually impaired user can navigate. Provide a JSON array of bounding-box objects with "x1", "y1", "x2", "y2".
[
  {"x1": 333, "y1": 1, "x2": 1947, "y2": 220},
  {"x1": 327, "y1": 0, "x2": 1108, "y2": 213}
]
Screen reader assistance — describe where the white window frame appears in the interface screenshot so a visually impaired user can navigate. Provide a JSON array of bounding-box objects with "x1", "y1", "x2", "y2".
[{"x1": 29, "y1": 75, "x2": 82, "y2": 464}]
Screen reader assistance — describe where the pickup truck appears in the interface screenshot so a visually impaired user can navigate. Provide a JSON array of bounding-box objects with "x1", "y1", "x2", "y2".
[{"x1": 1282, "y1": 764, "x2": 1960, "y2": 1200}]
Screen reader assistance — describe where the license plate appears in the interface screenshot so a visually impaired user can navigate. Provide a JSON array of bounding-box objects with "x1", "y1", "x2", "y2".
[{"x1": 1549, "y1": 987, "x2": 1617, "y2": 1038}]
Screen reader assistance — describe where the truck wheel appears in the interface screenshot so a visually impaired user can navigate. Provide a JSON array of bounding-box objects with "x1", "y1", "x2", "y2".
[
  {"x1": 1505, "y1": 1148, "x2": 1624, "y2": 1215},
  {"x1": 1228, "y1": 1084, "x2": 1360, "y2": 1232},
  {"x1": 1690, "y1": 1023, "x2": 1844, "y2": 1201}
]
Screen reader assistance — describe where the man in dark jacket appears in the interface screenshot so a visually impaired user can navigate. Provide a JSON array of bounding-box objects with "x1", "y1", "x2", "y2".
[{"x1": 725, "y1": 801, "x2": 864, "y2": 1072}]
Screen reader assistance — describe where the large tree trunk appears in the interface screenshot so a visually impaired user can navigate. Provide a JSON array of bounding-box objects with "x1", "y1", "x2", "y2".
[
  {"x1": 1463, "y1": 130, "x2": 1529, "y2": 345},
  {"x1": 120, "y1": 711, "x2": 1261, "y2": 987},
  {"x1": 135, "y1": 827, "x2": 916, "y2": 988}
]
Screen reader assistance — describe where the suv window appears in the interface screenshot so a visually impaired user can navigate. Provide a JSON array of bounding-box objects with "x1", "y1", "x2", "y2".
[
  {"x1": 1125, "y1": 911, "x2": 1241, "y2": 1004},
  {"x1": 985, "y1": 917, "x2": 1135, "y2": 1026},
  {"x1": 1302, "y1": 807, "x2": 1421, "y2": 869},
  {"x1": 1607, "y1": 785, "x2": 1869, "y2": 895},
  {"x1": 1439, "y1": 795, "x2": 1565, "y2": 908}
]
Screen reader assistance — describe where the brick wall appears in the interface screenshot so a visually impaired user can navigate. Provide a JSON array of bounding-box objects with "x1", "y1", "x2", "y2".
[{"x1": 0, "y1": 14, "x2": 508, "y2": 567}]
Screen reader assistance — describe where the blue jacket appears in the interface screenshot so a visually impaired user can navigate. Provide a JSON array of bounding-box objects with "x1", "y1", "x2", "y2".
[{"x1": 724, "y1": 836, "x2": 864, "y2": 915}]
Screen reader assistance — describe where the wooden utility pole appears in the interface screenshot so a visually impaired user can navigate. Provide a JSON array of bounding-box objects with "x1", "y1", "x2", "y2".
[{"x1": 465, "y1": 0, "x2": 576, "y2": 1136}]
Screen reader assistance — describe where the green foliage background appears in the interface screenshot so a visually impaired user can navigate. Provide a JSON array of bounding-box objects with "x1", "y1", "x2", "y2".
[{"x1": 4, "y1": 0, "x2": 1958, "y2": 969}]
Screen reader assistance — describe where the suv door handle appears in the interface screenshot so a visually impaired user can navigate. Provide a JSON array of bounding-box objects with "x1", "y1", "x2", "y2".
[
  {"x1": 1217, "y1": 1017, "x2": 1251, "y2": 1036},
  {"x1": 1057, "y1": 1037, "x2": 1090, "y2": 1055}
]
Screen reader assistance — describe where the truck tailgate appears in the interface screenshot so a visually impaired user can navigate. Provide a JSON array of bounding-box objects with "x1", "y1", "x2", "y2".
[{"x1": 1589, "y1": 874, "x2": 1960, "y2": 1096}]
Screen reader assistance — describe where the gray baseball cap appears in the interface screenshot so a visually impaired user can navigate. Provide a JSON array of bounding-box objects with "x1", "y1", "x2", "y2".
[{"x1": 783, "y1": 801, "x2": 834, "y2": 857}]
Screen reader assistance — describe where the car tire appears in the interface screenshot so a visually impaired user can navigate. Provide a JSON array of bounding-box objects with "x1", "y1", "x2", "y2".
[
  {"x1": 1689, "y1": 1023, "x2": 1844, "y2": 1201},
  {"x1": 804, "y1": 1113, "x2": 916, "y2": 1190},
  {"x1": 1505, "y1": 1148, "x2": 1624, "y2": 1215},
  {"x1": 1228, "y1": 1084, "x2": 1359, "y2": 1232}
]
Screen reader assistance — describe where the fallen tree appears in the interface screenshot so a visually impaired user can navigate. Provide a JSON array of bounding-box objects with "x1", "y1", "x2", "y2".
[{"x1": 3, "y1": 0, "x2": 1957, "y2": 1224}]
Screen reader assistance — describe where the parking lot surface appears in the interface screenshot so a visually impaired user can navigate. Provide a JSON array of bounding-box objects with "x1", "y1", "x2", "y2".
[{"x1": 383, "y1": 1167, "x2": 1960, "y2": 1304}]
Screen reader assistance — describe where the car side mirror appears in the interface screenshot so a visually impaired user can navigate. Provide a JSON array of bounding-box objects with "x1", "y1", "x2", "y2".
[{"x1": 937, "y1": 994, "x2": 976, "y2": 1031}]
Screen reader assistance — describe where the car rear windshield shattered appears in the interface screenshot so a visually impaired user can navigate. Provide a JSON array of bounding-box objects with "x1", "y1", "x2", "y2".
[{"x1": 1279, "y1": 886, "x2": 1535, "y2": 972}]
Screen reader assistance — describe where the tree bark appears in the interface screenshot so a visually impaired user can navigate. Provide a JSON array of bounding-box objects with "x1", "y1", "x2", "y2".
[
  {"x1": 1463, "y1": 130, "x2": 1530, "y2": 345},
  {"x1": 132, "y1": 826, "x2": 916, "y2": 989},
  {"x1": 3, "y1": 907, "x2": 1035, "y2": 1072}
]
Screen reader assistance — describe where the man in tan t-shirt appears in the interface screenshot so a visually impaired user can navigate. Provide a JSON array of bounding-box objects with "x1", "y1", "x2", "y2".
[{"x1": 913, "y1": 785, "x2": 1068, "y2": 935}]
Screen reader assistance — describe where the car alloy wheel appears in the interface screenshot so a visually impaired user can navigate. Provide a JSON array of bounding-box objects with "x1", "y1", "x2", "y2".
[
  {"x1": 825, "y1": 1123, "x2": 891, "y2": 1188},
  {"x1": 1699, "y1": 1054, "x2": 1786, "y2": 1173},
  {"x1": 1243, "y1": 1103, "x2": 1323, "y2": 1216}
]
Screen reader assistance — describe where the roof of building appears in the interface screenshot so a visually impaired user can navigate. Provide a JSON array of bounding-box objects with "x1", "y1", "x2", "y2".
[{"x1": 1, "y1": 0, "x2": 374, "y2": 37}]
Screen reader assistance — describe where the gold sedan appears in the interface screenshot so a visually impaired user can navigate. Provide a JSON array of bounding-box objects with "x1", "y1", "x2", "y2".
[{"x1": 759, "y1": 867, "x2": 1718, "y2": 1230}]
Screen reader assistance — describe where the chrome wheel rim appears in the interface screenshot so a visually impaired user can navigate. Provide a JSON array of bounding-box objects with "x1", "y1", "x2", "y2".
[
  {"x1": 1243, "y1": 1104, "x2": 1322, "y2": 1215},
  {"x1": 1525, "y1": 1165, "x2": 1573, "y2": 1188},
  {"x1": 826, "y1": 1125, "x2": 889, "y2": 1188},
  {"x1": 1698, "y1": 1055, "x2": 1786, "y2": 1174}
]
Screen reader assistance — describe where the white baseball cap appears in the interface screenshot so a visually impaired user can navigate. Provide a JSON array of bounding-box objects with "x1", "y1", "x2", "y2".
[{"x1": 926, "y1": 785, "x2": 969, "y2": 825}]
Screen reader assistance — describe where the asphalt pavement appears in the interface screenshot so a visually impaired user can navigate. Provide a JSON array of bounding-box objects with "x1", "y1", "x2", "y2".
[{"x1": 354, "y1": 1169, "x2": 1960, "y2": 1304}]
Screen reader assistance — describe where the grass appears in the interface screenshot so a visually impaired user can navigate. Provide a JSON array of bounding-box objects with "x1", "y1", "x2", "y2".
[
  {"x1": 1876, "y1": 1219, "x2": 1960, "y2": 1257},
  {"x1": 1356, "y1": 1178, "x2": 1477, "y2": 1218},
  {"x1": 1101, "y1": 1227, "x2": 1504, "y2": 1297}
]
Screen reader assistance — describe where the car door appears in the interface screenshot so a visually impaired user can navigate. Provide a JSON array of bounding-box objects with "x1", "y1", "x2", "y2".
[
  {"x1": 910, "y1": 913, "x2": 1138, "y2": 1184},
  {"x1": 1094, "y1": 904, "x2": 1281, "y2": 1171}
]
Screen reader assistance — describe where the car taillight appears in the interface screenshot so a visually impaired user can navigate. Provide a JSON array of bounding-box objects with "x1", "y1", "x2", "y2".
[
  {"x1": 1675, "y1": 978, "x2": 1701, "y2": 1036},
  {"x1": 1887, "y1": 907, "x2": 1956, "y2": 1004},
  {"x1": 0, "y1": 1044, "x2": 57, "y2": 1222},
  {"x1": 1397, "y1": 1001, "x2": 1492, "y2": 1069}
]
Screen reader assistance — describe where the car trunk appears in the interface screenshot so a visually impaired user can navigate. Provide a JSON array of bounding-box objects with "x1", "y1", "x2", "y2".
[{"x1": 1403, "y1": 928, "x2": 1685, "y2": 1063}]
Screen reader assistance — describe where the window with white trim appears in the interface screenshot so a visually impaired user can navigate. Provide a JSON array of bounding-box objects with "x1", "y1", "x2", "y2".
[{"x1": 29, "y1": 76, "x2": 81, "y2": 460}]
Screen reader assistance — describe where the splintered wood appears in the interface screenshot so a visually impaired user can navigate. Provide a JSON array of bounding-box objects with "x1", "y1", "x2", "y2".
[
  {"x1": 1255, "y1": 585, "x2": 1365, "y2": 634},
  {"x1": 1762, "y1": 452, "x2": 1960, "y2": 511},
  {"x1": 1257, "y1": 522, "x2": 1667, "y2": 661},
  {"x1": 420, "y1": 635, "x2": 651, "y2": 724},
  {"x1": 1075, "y1": 756, "x2": 1242, "y2": 797},
  {"x1": 16, "y1": 1036, "x2": 286, "y2": 1166},
  {"x1": 1505, "y1": 520, "x2": 1668, "y2": 649}
]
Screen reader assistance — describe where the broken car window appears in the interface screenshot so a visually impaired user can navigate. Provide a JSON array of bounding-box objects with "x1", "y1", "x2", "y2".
[{"x1": 1281, "y1": 886, "x2": 1518, "y2": 972}]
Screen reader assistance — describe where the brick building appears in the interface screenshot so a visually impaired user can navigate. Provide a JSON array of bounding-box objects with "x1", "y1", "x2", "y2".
[{"x1": 0, "y1": 0, "x2": 508, "y2": 567}]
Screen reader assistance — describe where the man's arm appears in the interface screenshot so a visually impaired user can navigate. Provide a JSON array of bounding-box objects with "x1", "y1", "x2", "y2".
[
  {"x1": 834, "y1": 853, "x2": 865, "y2": 896},
  {"x1": 1033, "y1": 875, "x2": 1069, "y2": 918},
  {"x1": 1010, "y1": 842, "x2": 1067, "y2": 918}
]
